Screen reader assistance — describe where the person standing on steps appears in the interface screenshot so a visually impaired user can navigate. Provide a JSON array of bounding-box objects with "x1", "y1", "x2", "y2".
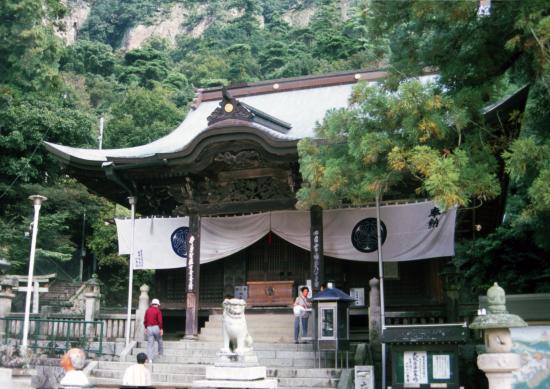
[
  {"x1": 144, "y1": 298, "x2": 164, "y2": 361},
  {"x1": 293, "y1": 286, "x2": 311, "y2": 343}
]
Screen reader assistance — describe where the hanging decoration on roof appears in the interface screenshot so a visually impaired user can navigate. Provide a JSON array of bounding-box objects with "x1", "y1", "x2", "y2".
[
  {"x1": 171, "y1": 226, "x2": 189, "y2": 258},
  {"x1": 351, "y1": 218, "x2": 387, "y2": 253},
  {"x1": 207, "y1": 88, "x2": 254, "y2": 126},
  {"x1": 207, "y1": 87, "x2": 291, "y2": 133}
]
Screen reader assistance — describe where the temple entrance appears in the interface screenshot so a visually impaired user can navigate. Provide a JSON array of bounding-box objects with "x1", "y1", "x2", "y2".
[{"x1": 156, "y1": 232, "x2": 445, "y2": 311}]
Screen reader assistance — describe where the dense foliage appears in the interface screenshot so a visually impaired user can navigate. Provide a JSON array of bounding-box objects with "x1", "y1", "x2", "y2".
[
  {"x1": 0, "y1": 0, "x2": 548, "y2": 304},
  {"x1": 298, "y1": 0, "x2": 550, "y2": 296},
  {"x1": 297, "y1": 79, "x2": 500, "y2": 209}
]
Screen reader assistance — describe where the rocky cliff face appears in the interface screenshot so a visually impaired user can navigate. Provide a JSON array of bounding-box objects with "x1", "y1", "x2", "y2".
[
  {"x1": 121, "y1": 4, "x2": 190, "y2": 50},
  {"x1": 59, "y1": 0, "x2": 354, "y2": 49},
  {"x1": 55, "y1": 0, "x2": 90, "y2": 45}
]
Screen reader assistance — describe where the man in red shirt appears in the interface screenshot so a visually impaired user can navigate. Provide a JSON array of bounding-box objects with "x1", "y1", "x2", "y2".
[{"x1": 144, "y1": 298, "x2": 163, "y2": 361}]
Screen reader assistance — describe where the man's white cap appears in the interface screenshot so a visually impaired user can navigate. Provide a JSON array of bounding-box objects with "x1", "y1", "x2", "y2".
[{"x1": 151, "y1": 298, "x2": 160, "y2": 305}]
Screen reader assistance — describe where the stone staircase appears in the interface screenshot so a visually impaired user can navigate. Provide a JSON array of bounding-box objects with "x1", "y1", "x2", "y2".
[
  {"x1": 91, "y1": 340, "x2": 340, "y2": 389},
  {"x1": 40, "y1": 280, "x2": 84, "y2": 308},
  {"x1": 199, "y1": 312, "x2": 299, "y2": 343}
]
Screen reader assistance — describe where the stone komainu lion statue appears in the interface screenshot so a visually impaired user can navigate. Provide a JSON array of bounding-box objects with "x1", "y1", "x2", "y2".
[{"x1": 221, "y1": 298, "x2": 253, "y2": 354}]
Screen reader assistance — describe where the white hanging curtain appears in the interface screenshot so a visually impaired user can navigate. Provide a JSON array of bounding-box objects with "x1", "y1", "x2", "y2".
[{"x1": 116, "y1": 201, "x2": 456, "y2": 269}]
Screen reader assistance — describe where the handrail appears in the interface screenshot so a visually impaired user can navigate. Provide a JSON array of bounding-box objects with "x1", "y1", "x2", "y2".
[{"x1": 0, "y1": 317, "x2": 104, "y2": 356}]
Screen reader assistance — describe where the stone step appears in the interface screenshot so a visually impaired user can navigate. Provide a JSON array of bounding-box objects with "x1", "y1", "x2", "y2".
[
  {"x1": 92, "y1": 367, "x2": 339, "y2": 388},
  {"x1": 132, "y1": 348, "x2": 317, "y2": 360},
  {"x1": 278, "y1": 377, "x2": 339, "y2": 387},
  {"x1": 205, "y1": 315, "x2": 294, "y2": 324},
  {"x1": 97, "y1": 361, "x2": 206, "y2": 374},
  {"x1": 198, "y1": 334, "x2": 296, "y2": 342},
  {"x1": 93, "y1": 377, "x2": 337, "y2": 389},
  {"x1": 97, "y1": 362, "x2": 340, "y2": 380},
  {"x1": 137, "y1": 340, "x2": 314, "y2": 351},
  {"x1": 93, "y1": 369, "x2": 203, "y2": 383},
  {"x1": 122, "y1": 355, "x2": 321, "y2": 368},
  {"x1": 200, "y1": 327, "x2": 295, "y2": 335},
  {"x1": 91, "y1": 377, "x2": 190, "y2": 388},
  {"x1": 199, "y1": 335, "x2": 296, "y2": 343}
]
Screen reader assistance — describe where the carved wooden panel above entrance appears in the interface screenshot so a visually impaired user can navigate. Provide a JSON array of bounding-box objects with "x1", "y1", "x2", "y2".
[{"x1": 126, "y1": 145, "x2": 300, "y2": 215}]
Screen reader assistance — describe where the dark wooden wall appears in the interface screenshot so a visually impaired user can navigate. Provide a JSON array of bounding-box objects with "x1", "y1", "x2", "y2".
[{"x1": 155, "y1": 233, "x2": 447, "y2": 309}]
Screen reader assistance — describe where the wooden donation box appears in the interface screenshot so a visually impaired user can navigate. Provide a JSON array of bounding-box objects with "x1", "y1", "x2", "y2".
[{"x1": 246, "y1": 281, "x2": 294, "y2": 306}]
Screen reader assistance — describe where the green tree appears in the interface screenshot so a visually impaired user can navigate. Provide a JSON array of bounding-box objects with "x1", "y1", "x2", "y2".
[
  {"x1": 363, "y1": 0, "x2": 550, "y2": 293},
  {"x1": 226, "y1": 44, "x2": 260, "y2": 83},
  {"x1": 0, "y1": 0, "x2": 65, "y2": 92},
  {"x1": 104, "y1": 86, "x2": 183, "y2": 148},
  {"x1": 297, "y1": 79, "x2": 500, "y2": 209},
  {"x1": 119, "y1": 46, "x2": 171, "y2": 87},
  {"x1": 367, "y1": 1, "x2": 550, "y2": 222},
  {"x1": 60, "y1": 40, "x2": 118, "y2": 76}
]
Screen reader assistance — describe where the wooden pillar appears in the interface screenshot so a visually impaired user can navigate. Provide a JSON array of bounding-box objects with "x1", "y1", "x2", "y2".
[
  {"x1": 310, "y1": 205, "x2": 324, "y2": 295},
  {"x1": 185, "y1": 213, "x2": 201, "y2": 339}
]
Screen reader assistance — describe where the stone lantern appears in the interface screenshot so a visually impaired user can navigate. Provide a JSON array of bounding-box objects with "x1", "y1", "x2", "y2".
[
  {"x1": 84, "y1": 275, "x2": 101, "y2": 322},
  {"x1": 470, "y1": 282, "x2": 527, "y2": 389},
  {"x1": 0, "y1": 277, "x2": 17, "y2": 319}
]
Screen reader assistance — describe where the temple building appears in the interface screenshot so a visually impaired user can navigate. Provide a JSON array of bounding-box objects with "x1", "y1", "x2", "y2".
[{"x1": 45, "y1": 69, "x2": 528, "y2": 337}]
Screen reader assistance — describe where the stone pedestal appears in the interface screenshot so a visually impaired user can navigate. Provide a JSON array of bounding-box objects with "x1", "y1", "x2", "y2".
[
  {"x1": 206, "y1": 365, "x2": 267, "y2": 380},
  {"x1": 193, "y1": 350, "x2": 277, "y2": 388},
  {"x1": 193, "y1": 298, "x2": 277, "y2": 389},
  {"x1": 477, "y1": 353, "x2": 520, "y2": 389}
]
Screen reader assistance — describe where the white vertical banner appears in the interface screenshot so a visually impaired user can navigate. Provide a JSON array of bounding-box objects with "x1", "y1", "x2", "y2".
[{"x1": 115, "y1": 217, "x2": 189, "y2": 269}]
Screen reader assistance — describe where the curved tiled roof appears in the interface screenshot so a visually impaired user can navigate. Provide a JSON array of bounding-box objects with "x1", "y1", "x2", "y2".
[{"x1": 45, "y1": 69, "x2": 401, "y2": 164}]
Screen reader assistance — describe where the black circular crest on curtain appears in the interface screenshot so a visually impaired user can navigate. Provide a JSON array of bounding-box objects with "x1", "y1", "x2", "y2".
[
  {"x1": 171, "y1": 226, "x2": 189, "y2": 258},
  {"x1": 351, "y1": 218, "x2": 387, "y2": 253}
]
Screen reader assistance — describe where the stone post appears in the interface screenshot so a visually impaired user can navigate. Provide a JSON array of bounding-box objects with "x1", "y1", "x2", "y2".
[
  {"x1": 134, "y1": 284, "x2": 150, "y2": 341},
  {"x1": 368, "y1": 278, "x2": 381, "y2": 345},
  {"x1": 0, "y1": 278, "x2": 16, "y2": 334},
  {"x1": 470, "y1": 283, "x2": 527, "y2": 389},
  {"x1": 84, "y1": 275, "x2": 101, "y2": 339},
  {"x1": 32, "y1": 281, "x2": 39, "y2": 314},
  {"x1": 368, "y1": 277, "x2": 382, "y2": 389}
]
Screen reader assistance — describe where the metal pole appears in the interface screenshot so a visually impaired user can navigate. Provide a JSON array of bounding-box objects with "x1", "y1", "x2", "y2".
[
  {"x1": 375, "y1": 191, "x2": 387, "y2": 389},
  {"x1": 21, "y1": 195, "x2": 47, "y2": 355},
  {"x1": 79, "y1": 211, "x2": 86, "y2": 282},
  {"x1": 98, "y1": 116, "x2": 104, "y2": 150},
  {"x1": 125, "y1": 196, "x2": 137, "y2": 346}
]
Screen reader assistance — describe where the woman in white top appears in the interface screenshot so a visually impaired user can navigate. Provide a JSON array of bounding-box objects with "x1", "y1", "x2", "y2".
[{"x1": 293, "y1": 286, "x2": 311, "y2": 343}]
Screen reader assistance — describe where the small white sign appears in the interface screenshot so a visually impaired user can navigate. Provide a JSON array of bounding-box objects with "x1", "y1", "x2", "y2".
[
  {"x1": 432, "y1": 354, "x2": 451, "y2": 380},
  {"x1": 350, "y1": 288, "x2": 365, "y2": 306},
  {"x1": 355, "y1": 365, "x2": 374, "y2": 389},
  {"x1": 403, "y1": 351, "x2": 428, "y2": 385}
]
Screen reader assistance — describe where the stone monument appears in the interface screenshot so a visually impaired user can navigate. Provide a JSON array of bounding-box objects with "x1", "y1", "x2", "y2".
[
  {"x1": 193, "y1": 298, "x2": 277, "y2": 388},
  {"x1": 470, "y1": 282, "x2": 527, "y2": 389}
]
